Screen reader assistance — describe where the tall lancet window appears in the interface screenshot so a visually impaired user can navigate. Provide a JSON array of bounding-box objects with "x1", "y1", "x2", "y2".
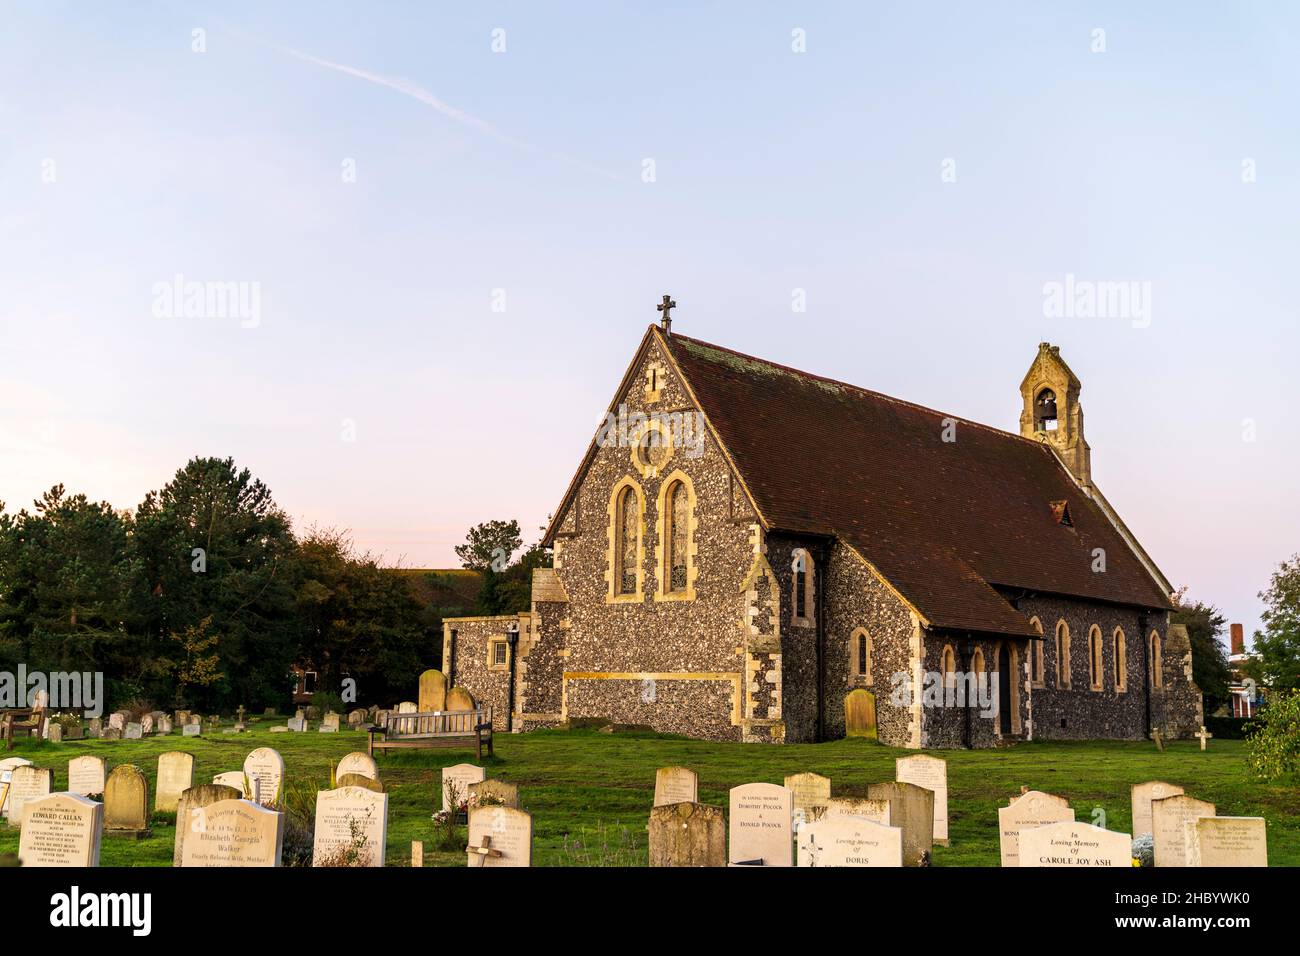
[
  {"x1": 617, "y1": 486, "x2": 639, "y2": 595},
  {"x1": 667, "y1": 480, "x2": 689, "y2": 593}
]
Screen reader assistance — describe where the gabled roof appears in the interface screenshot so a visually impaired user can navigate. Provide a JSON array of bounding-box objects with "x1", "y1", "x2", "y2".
[{"x1": 664, "y1": 331, "x2": 1173, "y2": 637}]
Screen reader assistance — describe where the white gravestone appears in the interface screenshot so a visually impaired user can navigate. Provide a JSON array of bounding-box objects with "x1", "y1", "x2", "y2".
[
  {"x1": 466, "y1": 805, "x2": 532, "y2": 867},
  {"x1": 654, "y1": 767, "x2": 699, "y2": 807},
  {"x1": 1019, "y1": 820, "x2": 1132, "y2": 868},
  {"x1": 1152, "y1": 794, "x2": 1215, "y2": 868},
  {"x1": 242, "y1": 747, "x2": 285, "y2": 807},
  {"x1": 728, "y1": 783, "x2": 794, "y2": 867},
  {"x1": 442, "y1": 763, "x2": 487, "y2": 811},
  {"x1": 1186, "y1": 816, "x2": 1267, "y2": 867},
  {"x1": 180, "y1": 798, "x2": 284, "y2": 867},
  {"x1": 999, "y1": 790, "x2": 1075, "y2": 867},
  {"x1": 797, "y1": 816, "x2": 903, "y2": 867},
  {"x1": 68, "y1": 755, "x2": 107, "y2": 797},
  {"x1": 17, "y1": 793, "x2": 103, "y2": 867},
  {"x1": 312, "y1": 785, "x2": 389, "y2": 867},
  {"x1": 1131, "y1": 781, "x2": 1184, "y2": 837},
  {"x1": 896, "y1": 753, "x2": 949, "y2": 846}
]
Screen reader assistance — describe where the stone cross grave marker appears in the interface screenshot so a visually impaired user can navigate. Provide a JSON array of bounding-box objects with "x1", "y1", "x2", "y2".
[
  {"x1": 867, "y1": 781, "x2": 933, "y2": 867},
  {"x1": 180, "y1": 798, "x2": 284, "y2": 867},
  {"x1": 998, "y1": 790, "x2": 1074, "y2": 867},
  {"x1": 243, "y1": 747, "x2": 285, "y2": 807},
  {"x1": 1194, "y1": 726, "x2": 1213, "y2": 751},
  {"x1": 896, "y1": 753, "x2": 949, "y2": 846},
  {"x1": 648, "y1": 801, "x2": 725, "y2": 867},
  {"x1": 443, "y1": 763, "x2": 487, "y2": 811},
  {"x1": 466, "y1": 805, "x2": 532, "y2": 867},
  {"x1": 104, "y1": 764, "x2": 150, "y2": 836},
  {"x1": 1152, "y1": 794, "x2": 1216, "y2": 868},
  {"x1": 1131, "y1": 781, "x2": 1184, "y2": 837},
  {"x1": 797, "y1": 816, "x2": 903, "y2": 867},
  {"x1": 728, "y1": 783, "x2": 794, "y2": 867},
  {"x1": 653, "y1": 766, "x2": 699, "y2": 807},
  {"x1": 156, "y1": 751, "x2": 195, "y2": 812},
  {"x1": 7, "y1": 765, "x2": 53, "y2": 828},
  {"x1": 17, "y1": 792, "x2": 103, "y2": 867},
  {"x1": 312, "y1": 785, "x2": 389, "y2": 867},
  {"x1": 1186, "y1": 816, "x2": 1266, "y2": 867},
  {"x1": 1019, "y1": 820, "x2": 1132, "y2": 868},
  {"x1": 68, "y1": 755, "x2": 107, "y2": 797}
]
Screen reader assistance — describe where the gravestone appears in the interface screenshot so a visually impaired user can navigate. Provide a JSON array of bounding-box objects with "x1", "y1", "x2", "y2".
[
  {"x1": 17, "y1": 793, "x2": 103, "y2": 867},
  {"x1": 1186, "y1": 816, "x2": 1266, "y2": 867},
  {"x1": 418, "y1": 669, "x2": 448, "y2": 712},
  {"x1": 443, "y1": 763, "x2": 487, "y2": 811},
  {"x1": 468, "y1": 778, "x2": 519, "y2": 809},
  {"x1": 998, "y1": 790, "x2": 1075, "y2": 867},
  {"x1": 1152, "y1": 794, "x2": 1216, "y2": 868},
  {"x1": 1019, "y1": 820, "x2": 1132, "y2": 868},
  {"x1": 156, "y1": 751, "x2": 195, "y2": 812},
  {"x1": 653, "y1": 766, "x2": 699, "y2": 807},
  {"x1": 183, "y1": 723, "x2": 202, "y2": 737},
  {"x1": 784, "y1": 772, "x2": 831, "y2": 824},
  {"x1": 728, "y1": 783, "x2": 794, "y2": 867},
  {"x1": 797, "y1": 816, "x2": 903, "y2": 867},
  {"x1": 157, "y1": 716, "x2": 173, "y2": 735},
  {"x1": 337, "y1": 773, "x2": 383, "y2": 792},
  {"x1": 140, "y1": 714, "x2": 154, "y2": 736},
  {"x1": 102, "y1": 727, "x2": 122, "y2": 740},
  {"x1": 108, "y1": 712, "x2": 126, "y2": 732},
  {"x1": 104, "y1": 764, "x2": 150, "y2": 837},
  {"x1": 896, "y1": 753, "x2": 949, "y2": 846},
  {"x1": 287, "y1": 717, "x2": 306, "y2": 732},
  {"x1": 867, "y1": 781, "x2": 934, "y2": 867},
  {"x1": 68, "y1": 755, "x2": 107, "y2": 797},
  {"x1": 124, "y1": 722, "x2": 143, "y2": 740},
  {"x1": 466, "y1": 805, "x2": 532, "y2": 867},
  {"x1": 312, "y1": 785, "x2": 389, "y2": 866},
  {"x1": 7, "y1": 765, "x2": 53, "y2": 827},
  {"x1": 648, "y1": 801, "x2": 725, "y2": 866},
  {"x1": 412, "y1": 840, "x2": 423, "y2": 867},
  {"x1": 1131, "y1": 781, "x2": 1184, "y2": 837},
  {"x1": 347, "y1": 708, "x2": 369, "y2": 729},
  {"x1": 213, "y1": 771, "x2": 257, "y2": 801},
  {"x1": 0, "y1": 756, "x2": 32, "y2": 817},
  {"x1": 447, "y1": 687, "x2": 475, "y2": 711},
  {"x1": 175, "y1": 710, "x2": 190, "y2": 725},
  {"x1": 180, "y1": 798, "x2": 284, "y2": 867},
  {"x1": 396, "y1": 701, "x2": 417, "y2": 714},
  {"x1": 824, "y1": 797, "x2": 891, "y2": 825},
  {"x1": 337, "y1": 752, "x2": 380, "y2": 782},
  {"x1": 320, "y1": 712, "x2": 340, "y2": 733},
  {"x1": 844, "y1": 688, "x2": 877, "y2": 739},
  {"x1": 304, "y1": 706, "x2": 319, "y2": 720},
  {"x1": 243, "y1": 747, "x2": 285, "y2": 807},
  {"x1": 64, "y1": 721, "x2": 84, "y2": 740},
  {"x1": 174, "y1": 784, "x2": 243, "y2": 865},
  {"x1": 48, "y1": 723, "x2": 64, "y2": 743}
]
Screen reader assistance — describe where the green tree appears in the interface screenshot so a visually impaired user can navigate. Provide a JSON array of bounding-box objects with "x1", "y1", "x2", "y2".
[
  {"x1": 455, "y1": 519, "x2": 522, "y2": 573},
  {"x1": 133, "y1": 457, "x2": 298, "y2": 710},
  {"x1": 1245, "y1": 554, "x2": 1300, "y2": 693},
  {"x1": 1247, "y1": 688, "x2": 1300, "y2": 781},
  {"x1": 1171, "y1": 588, "x2": 1232, "y2": 715},
  {"x1": 0, "y1": 486, "x2": 141, "y2": 687}
]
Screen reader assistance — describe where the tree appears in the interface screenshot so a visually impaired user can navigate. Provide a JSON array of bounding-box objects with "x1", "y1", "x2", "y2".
[
  {"x1": 1245, "y1": 554, "x2": 1300, "y2": 694},
  {"x1": 1247, "y1": 688, "x2": 1300, "y2": 781},
  {"x1": 168, "y1": 616, "x2": 222, "y2": 704},
  {"x1": 455, "y1": 520, "x2": 522, "y2": 573},
  {"x1": 468, "y1": 522, "x2": 552, "y2": 615},
  {"x1": 133, "y1": 457, "x2": 298, "y2": 709},
  {"x1": 1171, "y1": 588, "x2": 1232, "y2": 715}
]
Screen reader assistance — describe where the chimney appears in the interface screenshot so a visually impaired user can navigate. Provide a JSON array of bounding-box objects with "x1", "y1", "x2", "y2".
[{"x1": 1230, "y1": 623, "x2": 1244, "y2": 656}]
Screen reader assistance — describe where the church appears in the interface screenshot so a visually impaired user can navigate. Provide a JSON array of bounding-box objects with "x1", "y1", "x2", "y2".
[{"x1": 443, "y1": 305, "x2": 1202, "y2": 748}]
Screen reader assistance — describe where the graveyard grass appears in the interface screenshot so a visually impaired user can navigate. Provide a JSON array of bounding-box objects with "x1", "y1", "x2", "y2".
[{"x1": 3, "y1": 726, "x2": 1297, "y2": 866}]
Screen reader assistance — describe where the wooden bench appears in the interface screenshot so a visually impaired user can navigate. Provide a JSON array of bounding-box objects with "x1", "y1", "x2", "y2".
[
  {"x1": 368, "y1": 707, "x2": 494, "y2": 760},
  {"x1": 2, "y1": 701, "x2": 48, "y2": 751}
]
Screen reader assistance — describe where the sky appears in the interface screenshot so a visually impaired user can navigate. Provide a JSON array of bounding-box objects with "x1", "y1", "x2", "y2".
[{"x1": 2, "y1": 2, "x2": 1297, "y2": 647}]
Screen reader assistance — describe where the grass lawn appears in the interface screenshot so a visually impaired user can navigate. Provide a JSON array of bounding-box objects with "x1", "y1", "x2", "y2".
[{"x1": 2, "y1": 724, "x2": 1296, "y2": 866}]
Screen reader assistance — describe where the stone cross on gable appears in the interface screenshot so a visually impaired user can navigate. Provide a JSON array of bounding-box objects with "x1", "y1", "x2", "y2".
[
  {"x1": 657, "y1": 294, "x2": 676, "y2": 334},
  {"x1": 1195, "y1": 726, "x2": 1213, "y2": 751}
]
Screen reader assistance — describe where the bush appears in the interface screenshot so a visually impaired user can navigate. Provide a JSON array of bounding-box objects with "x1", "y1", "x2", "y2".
[
  {"x1": 311, "y1": 690, "x2": 344, "y2": 715},
  {"x1": 1206, "y1": 715, "x2": 1258, "y2": 740},
  {"x1": 1247, "y1": 689, "x2": 1300, "y2": 781}
]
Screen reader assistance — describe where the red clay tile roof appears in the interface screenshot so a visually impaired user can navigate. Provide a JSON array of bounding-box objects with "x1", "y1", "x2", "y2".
[{"x1": 666, "y1": 332, "x2": 1172, "y2": 637}]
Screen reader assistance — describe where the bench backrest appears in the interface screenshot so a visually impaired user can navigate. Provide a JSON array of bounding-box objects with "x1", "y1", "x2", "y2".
[{"x1": 385, "y1": 707, "x2": 492, "y2": 737}]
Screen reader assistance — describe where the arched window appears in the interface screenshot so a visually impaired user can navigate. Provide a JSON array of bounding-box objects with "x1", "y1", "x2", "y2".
[
  {"x1": 791, "y1": 548, "x2": 815, "y2": 626},
  {"x1": 1056, "y1": 620, "x2": 1071, "y2": 688},
  {"x1": 971, "y1": 646, "x2": 985, "y2": 675},
  {"x1": 940, "y1": 644, "x2": 957, "y2": 686},
  {"x1": 1035, "y1": 387, "x2": 1059, "y2": 432},
  {"x1": 607, "y1": 479, "x2": 644, "y2": 601},
  {"x1": 850, "y1": 627, "x2": 872, "y2": 683},
  {"x1": 1028, "y1": 616, "x2": 1045, "y2": 686},
  {"x1": 1114, "y1": 627, "x2": 1127, "y2": 692},
  {"x1": 1150, "y1": 631, "x2": 1163, "y2": 688},
  {"x1": 1088, "y1": 625, "x2": 1103, "y2": 690},
  {"x1": 654, "y1": 470, "x2": 696, "y2": 601}
]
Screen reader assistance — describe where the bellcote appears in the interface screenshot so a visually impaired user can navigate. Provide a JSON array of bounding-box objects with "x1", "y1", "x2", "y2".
[{"x1": 1019, "y1": 342, "x2": 1091, "y2": 488}]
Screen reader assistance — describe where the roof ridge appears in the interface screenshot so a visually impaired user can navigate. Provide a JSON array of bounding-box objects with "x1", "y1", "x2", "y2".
[{"x1": 668, "y1": 331, "x2": 1045, "y2": 448}]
